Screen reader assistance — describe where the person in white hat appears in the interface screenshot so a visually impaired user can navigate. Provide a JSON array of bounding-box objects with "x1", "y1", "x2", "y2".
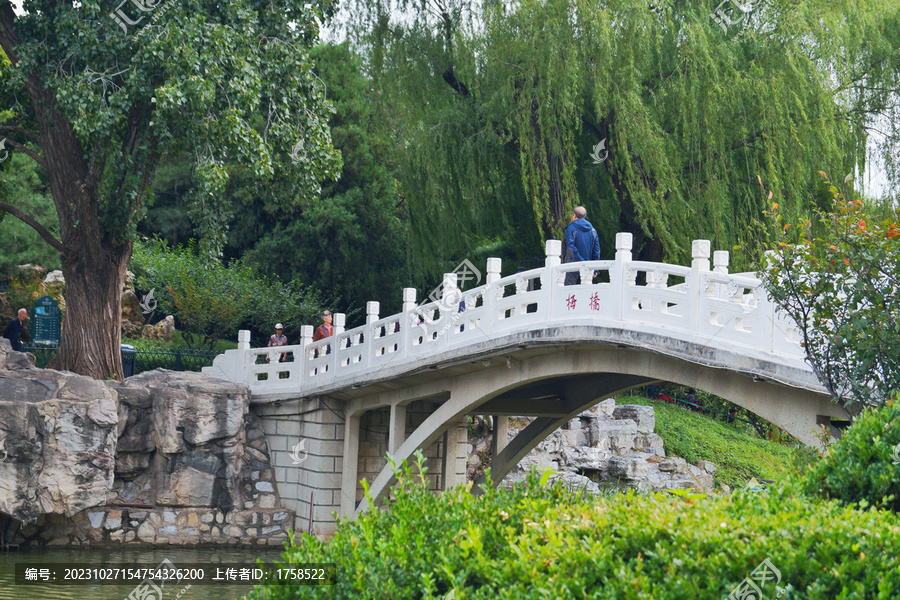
[{"x1": 267, "y1": 323, "x2": 288, "y2": 362}]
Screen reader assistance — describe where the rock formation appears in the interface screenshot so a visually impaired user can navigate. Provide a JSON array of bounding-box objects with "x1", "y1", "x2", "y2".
[
  {"x1": 0, "y1": 339, "x2": 118, "y2": 523},
  {"x1": 469, "y1": 398, "x2": 717, "y2": 496},
  {"x1": 120, "y1": 290, "x2": 145, "y2": 338},
  {"x1": 142, "y1": 315, "x2": 176, "y2": 343},
  {"x1": 0, "y1": 340, "x2": 292, "y2": 547}
]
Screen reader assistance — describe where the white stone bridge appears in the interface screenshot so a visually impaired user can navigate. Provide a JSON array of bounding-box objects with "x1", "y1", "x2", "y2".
[{"x1": 204, "y1": 233, "x2": 845, "y2": 536}]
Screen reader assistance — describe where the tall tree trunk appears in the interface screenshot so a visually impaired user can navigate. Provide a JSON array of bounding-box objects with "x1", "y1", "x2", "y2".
[
  {"x1": 24, "y1": 68, "x2": 130, "y2": 380},
  {"x1": 50, "y1": 241, "x2": 131, "y2": 380}
]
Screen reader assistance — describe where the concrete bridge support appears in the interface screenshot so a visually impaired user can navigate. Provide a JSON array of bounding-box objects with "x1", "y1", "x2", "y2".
[{"x1": 254, "y1": 399, "x2": 345, "y2": 537}]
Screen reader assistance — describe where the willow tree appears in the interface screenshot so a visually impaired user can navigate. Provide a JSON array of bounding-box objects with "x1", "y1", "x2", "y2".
[
  {"x1": 345, "y1": 0, "x2": 900, "y2": 281},
  {"x1": 0, "y1": 0, "x2": 341, "y2": 378}
]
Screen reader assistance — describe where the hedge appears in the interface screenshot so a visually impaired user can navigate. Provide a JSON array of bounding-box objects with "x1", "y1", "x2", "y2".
[
  {"x1": 803, "y1": 396, "x2": 900, "y2": 512},
  {"x1": 245, "y1": 455, "x2": 900, "y2": 600}
]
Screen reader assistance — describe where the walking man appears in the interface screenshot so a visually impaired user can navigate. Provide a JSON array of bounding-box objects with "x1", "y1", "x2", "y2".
[
  {"x1": 563, "y1": 206, "x2": 601, "y2": 285},
  {"x1": 3, "y1": 308, "x2": 28, "y2": 351}
]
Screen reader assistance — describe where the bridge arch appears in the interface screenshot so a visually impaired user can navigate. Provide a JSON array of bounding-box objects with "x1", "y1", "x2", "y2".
[{"x1": 351, "y1": 335, "x2": 843, "y2": 514}]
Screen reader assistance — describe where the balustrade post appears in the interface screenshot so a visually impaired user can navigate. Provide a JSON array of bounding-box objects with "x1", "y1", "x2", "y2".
[
  {"x1": 402, "y1": 288, "x2": 417, "y2": 313},
  {"x1": 485, "y1": 258, "x2": 502, "y2": 335},
  {"x1": 366, "y1": 301, "x2": 380, "y2": 366},
  {"x1": 760, "y1": 250, "x2": 778, "y2": 353},
  {"x1": 713, "y1": 251, "x2": 729, "y2": 274},
  {"x1": 711, "y1": 251, "x2": 730, "y2": 300},
  {"x1": 612, "y1": 233, "x2": 633, "y2": 321},
  {"x1": 440, "y1": 273, "x2": 458, "y2": 345},
  {"x1": 237, "y1": 330, "x2": 251, "y2": 384},
  {"x1": 401, "y1": 288, "x2": 417, "y2": 359},
  {"x1": 298, "y1": 325, "x2": 313, "y2": 383},
  {"x1": 332, "y1": 313, "x2": 346, "y2": 372},
  {"x1": 544, "y1": 240, "x2": 561, "y2": 321},
  {"x1": 688, "y1": 239, "x2": 711, "y2": 334}
]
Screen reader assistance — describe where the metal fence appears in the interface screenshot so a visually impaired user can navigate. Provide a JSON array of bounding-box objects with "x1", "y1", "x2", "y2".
[{"x1": 23, "y1": 346, "x2": 218, "y2": 377}]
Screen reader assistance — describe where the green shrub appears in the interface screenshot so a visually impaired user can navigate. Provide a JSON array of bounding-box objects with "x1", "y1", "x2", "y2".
[
  {"x1": 246, "y1": 454, "x2": 900, "y2": 600},
  {"x1": 131, "y1": 239, "x2": 324, "y2": 350},
  {"x1": 802, "y1": 396, "x2": 900, "y2": 512}
]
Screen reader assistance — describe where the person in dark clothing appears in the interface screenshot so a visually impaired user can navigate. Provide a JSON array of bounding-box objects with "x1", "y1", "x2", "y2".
[
  {"x1": 3, "y1": 308, "x2": 28, "y2": 351},
  {"x1": 725, "y1": 408, "x2": 738, "y2": 424},
  {"x1": 563, "y1": 206, "x2": 601, "y2": 285}
]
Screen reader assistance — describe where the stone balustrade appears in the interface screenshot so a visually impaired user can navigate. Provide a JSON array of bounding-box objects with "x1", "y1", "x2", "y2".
[{"x1": 204, "y1": 232, "x2": 805, "y2": 399}]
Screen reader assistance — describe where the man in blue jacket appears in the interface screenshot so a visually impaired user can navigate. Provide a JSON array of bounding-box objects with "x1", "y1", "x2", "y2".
[{"x1": 564, "y1": 206, "x2": 601, "y2": 285}]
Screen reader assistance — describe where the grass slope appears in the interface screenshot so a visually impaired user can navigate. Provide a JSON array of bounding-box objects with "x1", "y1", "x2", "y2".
[{"x1": 617, "y1": 393, "x2": 807, "y2": 488}]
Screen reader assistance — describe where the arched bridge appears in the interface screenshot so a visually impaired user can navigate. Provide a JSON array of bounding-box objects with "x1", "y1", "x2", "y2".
[{"x1": 204, "y1": 233, "x2": 845, "y2": 536}]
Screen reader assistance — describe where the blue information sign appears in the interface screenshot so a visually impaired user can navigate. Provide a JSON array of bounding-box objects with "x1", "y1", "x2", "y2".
[{"x1": 31, "y1": 295, "x2": 61, "y2": 346}]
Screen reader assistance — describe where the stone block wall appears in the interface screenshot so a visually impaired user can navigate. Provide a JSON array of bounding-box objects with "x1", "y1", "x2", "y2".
[
  {"x1": 255, "y1": 399, "x2": 344, "y2": 538},
  {"x1": 3, "y1": 507, "x2": 293, "y2": 547}
]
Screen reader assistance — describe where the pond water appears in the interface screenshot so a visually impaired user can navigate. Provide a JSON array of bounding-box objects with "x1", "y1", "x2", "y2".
[{"x1": 0, "y1": 546, "x2": 284, "y2": 600}]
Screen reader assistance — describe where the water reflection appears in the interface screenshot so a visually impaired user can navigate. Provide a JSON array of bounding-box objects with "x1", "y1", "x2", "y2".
[{"x1": 0, "y1": 546, "x2": 285, "y2": 600}]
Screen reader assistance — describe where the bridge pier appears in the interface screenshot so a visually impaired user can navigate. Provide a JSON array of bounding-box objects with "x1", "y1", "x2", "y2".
[{"x1": 253, "y1": 400, "x2": 345, "y2": 538}]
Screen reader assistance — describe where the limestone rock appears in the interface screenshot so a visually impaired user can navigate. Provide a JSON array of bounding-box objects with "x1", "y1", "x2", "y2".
[
  {"x1": 612, "y1": 405, "x2": 655, "y2": 434},
  {"x1": 121, "y1": 290, "x2": 145, "y2": 338},
  {"x1": 142, "y1": 315, "x2": 175, "y2": 343},
  {"x1": 17, "y1": 264, "x2": 47, "y2": 280},
  {"x1": 608, "y1": 454, "x2": 651, "y2": 480},
  {"x1": 107, "y1": 370, "x2": 251, "y2": 511},
  {"x1": 0, "y1": 339, "x2": 118, "y2": 523},
  {"x1": 589, "y1": 418, "x2": 637, "y2": 454},
  {"x1": 500, "y1": 397, "x2": 719, "y2": 496},
  {"x1": 696, "y1": 459, "x2": 717, "y2": 475},
  {"x1": 546, "y1": 471, "x2": 603, "y2": 497},
  {"x1": 658, "y1": 457, "x2": 689, "y2": 474},
  {"x1": 43, "y1": 270, "x2": 65, "y2": 286}
]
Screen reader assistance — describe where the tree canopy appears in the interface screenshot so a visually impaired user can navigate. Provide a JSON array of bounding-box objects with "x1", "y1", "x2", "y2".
[
  {"x1": 0, "y1": 0, "x2": 342, "y2": 377},
  {"x1": 343, "y1": 0, "x2": 900, "y2": 282}
]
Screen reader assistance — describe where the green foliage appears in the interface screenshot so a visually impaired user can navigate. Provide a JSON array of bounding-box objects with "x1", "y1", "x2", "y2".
[
  {"x1": 760, "y1": 173, "x2": 900, "y2": 410},
  {"x1": 620, "y1": 394, "x2": 801, "y2": 488},
  {"x1": 803, "y1": 396, "x2": 900, "y2": 512},
  {"x1": 0, "y1": 149, "x2": 60, "y2": 276},
  {"x1": 130, "y1": 239, "x2": 324, "y2": 350},
  {"x1": 345, "y1": 0, "x2": 900, "y2": 279},
  {"x1": 2, "y1": 270, "x2": 42, "y2": 320},
  {"x1": 245, "y1": 454, "x2": 900, "y2": 599},
  {"x1": 227, "y1": 42, "x2": 409, "y2": 317},
  {"x1": 122, "y1": 331, "x2": 236, "y2": 353}
]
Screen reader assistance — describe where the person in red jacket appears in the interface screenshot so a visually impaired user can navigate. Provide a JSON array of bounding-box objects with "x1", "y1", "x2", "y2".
[
  {"x1": 313, "y1": 310, "x2": 333, "y2": 341},
  {"x1": 313, "y1": 310, "x2": 333, "y2": 356}
]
